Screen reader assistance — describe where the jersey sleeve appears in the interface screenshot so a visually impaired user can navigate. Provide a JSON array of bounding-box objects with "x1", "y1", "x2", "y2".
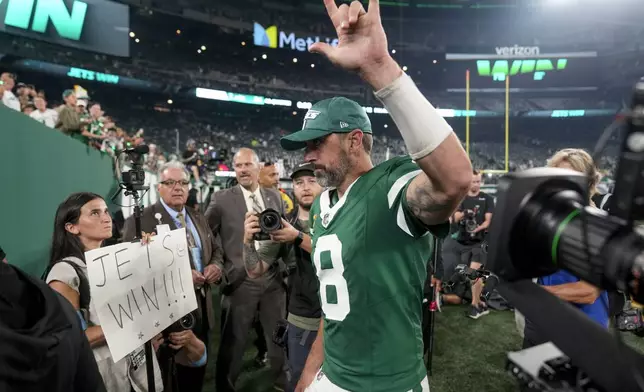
[{"x1": 385, "y1": 157, "x2": 450, "y2": 239}]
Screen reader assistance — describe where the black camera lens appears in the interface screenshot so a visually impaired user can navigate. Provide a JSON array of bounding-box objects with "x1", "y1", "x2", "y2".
[
  {"x1": 259, "y1": 209, "x2": 282, "y2": 233},
  {"x1": 179, "y1": 313, "x2": 196, "y2": 330}
]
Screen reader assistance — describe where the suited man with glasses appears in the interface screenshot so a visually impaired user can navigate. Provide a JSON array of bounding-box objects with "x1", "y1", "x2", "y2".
[{"x1": 123, "y1": 161, "x2": 225, "y2": 392}]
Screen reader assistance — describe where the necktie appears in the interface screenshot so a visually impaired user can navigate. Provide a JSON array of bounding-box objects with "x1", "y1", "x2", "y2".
[
  {"x1": 249, "y1": 193, "x2": 263, "y2": 213},
  {"x1": 176, "y1": 212, "x2": 197, "y2": 248}
]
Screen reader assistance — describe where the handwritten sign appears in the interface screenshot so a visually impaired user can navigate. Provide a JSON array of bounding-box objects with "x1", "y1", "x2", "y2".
[{"x1": 85, "y1": 229, "x2": 197, "y2": 362}]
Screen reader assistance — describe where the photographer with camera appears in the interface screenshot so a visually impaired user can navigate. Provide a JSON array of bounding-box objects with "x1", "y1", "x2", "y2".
[
  {"x1": 242, "y1": 163, "x2": 321, "y2": 392},
  {"x1": 452, "y1": 169, "x2": 495, "y2": 319},
  {"x1": 151, "y1": 311, "x2": 207, "y2": 392},
  {"x1": 205, "y1": 148, "x2": 288, "y2": 392}
]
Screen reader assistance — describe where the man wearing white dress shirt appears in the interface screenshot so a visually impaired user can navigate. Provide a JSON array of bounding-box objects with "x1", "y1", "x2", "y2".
[{"x1": 206, "y1": 148, "x2": 287, "y2": 392}]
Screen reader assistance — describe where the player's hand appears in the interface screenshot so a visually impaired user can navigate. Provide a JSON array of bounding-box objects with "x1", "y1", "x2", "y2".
[
  {"x1": 294, "y1": 369, "x2": 316, "y2": 392},
  {"x1": 310, "y1": 0, "x2": 400, "y2": 89},
  {"x1": 243, "y1": 211, "x2": 261, "y2": 244},
  {"x1": 192, "y1": 270, "x2": 206, "y2": 286},
  {"x1": 270, "y1": 219, "x2": 299, "y2": 243},
  {"x1": 203, "y1": 264, "x2": 222, "y2": 284}
]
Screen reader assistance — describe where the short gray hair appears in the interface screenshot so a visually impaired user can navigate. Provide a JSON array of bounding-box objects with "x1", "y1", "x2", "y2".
[
  {"x1": 233, "y1": 148, "x2": 260, "y2": 166},
  {"x1": 158, "y1": 161, "x2": 189, "y2": 181}
]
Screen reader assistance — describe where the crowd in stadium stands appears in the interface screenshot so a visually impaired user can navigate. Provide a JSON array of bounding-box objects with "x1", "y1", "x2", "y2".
[{"x1": 2, "y1": 59, "x2": 622, "y2": 187}]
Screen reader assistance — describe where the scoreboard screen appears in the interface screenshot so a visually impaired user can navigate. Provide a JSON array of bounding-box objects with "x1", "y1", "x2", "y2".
[{"x1": 443, "y1": 48, "x2": 599, "y2": 92}]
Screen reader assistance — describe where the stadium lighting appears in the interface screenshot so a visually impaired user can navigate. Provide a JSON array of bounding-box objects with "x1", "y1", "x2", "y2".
[
  {"x1": 384, "y1": 124, "x2": 389, "y2": 128},
  {"x1": 292, "y1": 111, "x2": 297, "y2": 115},
  {"x1": 167, "y1": 99, "x2": 173, "y2": 104},
  {"x1": 293, "y1": 58, "x2": 298, "y2": 63},
  {"x1": 197, "y1": 49, "x2": 202, "y2": 53},
  {"x1": 402, "y1": 65, "x2": 408, "y2": 71},
  {"x1": 135, "y1": 38, "x2": 140, "y2": 43},
  {"x1": 262, "y1": 54, "x2": 267, "y2": 59},
  {"x1": 241, "y1": 41, "x2": 246, "y2": 46},
  {"x1": 176, "y1": 29, "x2": 181, "y2": 35},
  {"x1": 253, "y1": 57, "x2": 257, "y2": 61},
  {"x1": 433, "y1": 60, "x2": 438, "y2": 64},
  {"x1": 201, "y1": 45, "x2": 206, "y2": 51},
  {"x1": 129, "y1": 32, "x2": 135, "y2": 38},
  {"x1": 391, "y1": 49, "x2": 396, "y2": 54},
  {"x1": 310, "y1": 64, "x2": 315, "y2": 68}
]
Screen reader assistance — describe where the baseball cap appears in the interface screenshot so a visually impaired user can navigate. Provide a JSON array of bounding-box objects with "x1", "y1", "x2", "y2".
[
  {"x1": 290, "y1": 162, "x2": 316, "y2": 179},
  {"x1": 62, "y1": 89, "x2": 75, "y2": 99},
  {"x1": 16, "y1": 82, "x2": 26, "y2": 89},
  {"x1": 280, "y1": 96, "x2": 372, "y2": 151}
]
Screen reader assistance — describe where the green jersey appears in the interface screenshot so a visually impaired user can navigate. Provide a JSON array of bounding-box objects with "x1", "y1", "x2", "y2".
[{"x1": 310, "y1": 156, "x2": 448, "y2": 392}]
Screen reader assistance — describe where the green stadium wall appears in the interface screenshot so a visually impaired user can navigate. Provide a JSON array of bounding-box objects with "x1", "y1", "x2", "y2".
[{"x1": 0, "y1": 105, "x2": 119, "y2": 276}]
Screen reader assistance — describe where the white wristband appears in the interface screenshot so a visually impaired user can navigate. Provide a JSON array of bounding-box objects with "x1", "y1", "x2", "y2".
[{"x1": 374, "y1": 72, "x2": 452, "y2": 160}]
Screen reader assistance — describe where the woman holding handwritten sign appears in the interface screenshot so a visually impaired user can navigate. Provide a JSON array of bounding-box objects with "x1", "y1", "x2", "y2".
[{"x1": 44, "y1": 192, "x2": 164, "y2": 392}]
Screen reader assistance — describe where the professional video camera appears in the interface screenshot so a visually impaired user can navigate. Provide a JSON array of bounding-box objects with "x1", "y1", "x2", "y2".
[
  {"x1": 112, "y1": 144, "x2": 156, "y2": 392},
  {"x1": 485, "y1": 80, "x2": 644, "y2": 391},
  {"x1": 253, "y1": 208, "x2": 283, "y2": 241},
  {"x1": 119, "y1": 145, "x2": 149, "y2": 192}
]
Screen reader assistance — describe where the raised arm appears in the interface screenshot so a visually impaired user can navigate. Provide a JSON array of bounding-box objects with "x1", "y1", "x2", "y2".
[{"x1": 309, "y1": 0, "x2": 471, "y2": 227}]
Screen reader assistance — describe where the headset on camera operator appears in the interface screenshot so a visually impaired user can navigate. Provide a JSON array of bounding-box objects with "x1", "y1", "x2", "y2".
[
  {"x1": 451, "y1": 169, "x2": 495, "y2": 319},
  {"x1": 242, "y1": 162, "x2": 321, "y2": 392}
]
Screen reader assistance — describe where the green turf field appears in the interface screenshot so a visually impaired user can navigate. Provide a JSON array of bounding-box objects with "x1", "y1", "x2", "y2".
[{"x1": 202, "y1": 305, "x2": 644, "y2": 392}]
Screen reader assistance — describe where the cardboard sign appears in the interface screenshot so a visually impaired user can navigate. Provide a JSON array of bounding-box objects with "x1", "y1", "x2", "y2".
[{"x1": 85, "y1": 229, "x2": 197, "y2": 361}]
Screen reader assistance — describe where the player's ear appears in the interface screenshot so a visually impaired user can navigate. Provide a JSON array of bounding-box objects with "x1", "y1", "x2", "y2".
[{"x1": 347, "y1": 129, "x2": 364, "y2": 153}]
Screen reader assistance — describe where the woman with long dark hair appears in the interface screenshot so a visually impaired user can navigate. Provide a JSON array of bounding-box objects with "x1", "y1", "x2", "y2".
[{"x1": 45, "y1": 192, "x2": 163, "y2": 392}]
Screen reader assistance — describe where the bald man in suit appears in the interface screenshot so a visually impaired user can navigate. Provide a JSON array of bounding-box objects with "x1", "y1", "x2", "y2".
[{"x1": 206, "y1": 148, "x2": 287, "y2": 392}]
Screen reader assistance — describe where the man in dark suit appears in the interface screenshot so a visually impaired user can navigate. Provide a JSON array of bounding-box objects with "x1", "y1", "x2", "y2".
[
  {"x1": 205, "y1": 147, "x2": 287, "y2": 392},
  {"x1": 123, "y1": 161, "x2": 224, "y2": 392}
]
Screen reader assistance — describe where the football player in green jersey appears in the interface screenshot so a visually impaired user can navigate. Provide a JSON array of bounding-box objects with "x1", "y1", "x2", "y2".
[{"x1": 279, "y1": 1, "x2": 473, "y2": 391}]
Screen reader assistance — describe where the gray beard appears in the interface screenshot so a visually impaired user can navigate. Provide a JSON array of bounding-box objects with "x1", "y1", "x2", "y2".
[{"x1": 316, "y1": 153, "x2": 350, "y2": 188}]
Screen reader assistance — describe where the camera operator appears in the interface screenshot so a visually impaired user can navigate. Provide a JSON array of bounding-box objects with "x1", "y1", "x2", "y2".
[
  {"x1": 451, "y1": 169, "x2": 494, "y2": 319},
  {"x1": 242, "y1": 163, "x2": 320, "y2": 392},
  {"x1": 181, "y1": 139, "x2": 203, "y2": 187}
]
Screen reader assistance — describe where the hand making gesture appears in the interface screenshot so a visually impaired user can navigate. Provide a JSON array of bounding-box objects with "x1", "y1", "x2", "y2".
[{"x1": 310, "y1": 0, "x2": 401, "y2": 89}]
